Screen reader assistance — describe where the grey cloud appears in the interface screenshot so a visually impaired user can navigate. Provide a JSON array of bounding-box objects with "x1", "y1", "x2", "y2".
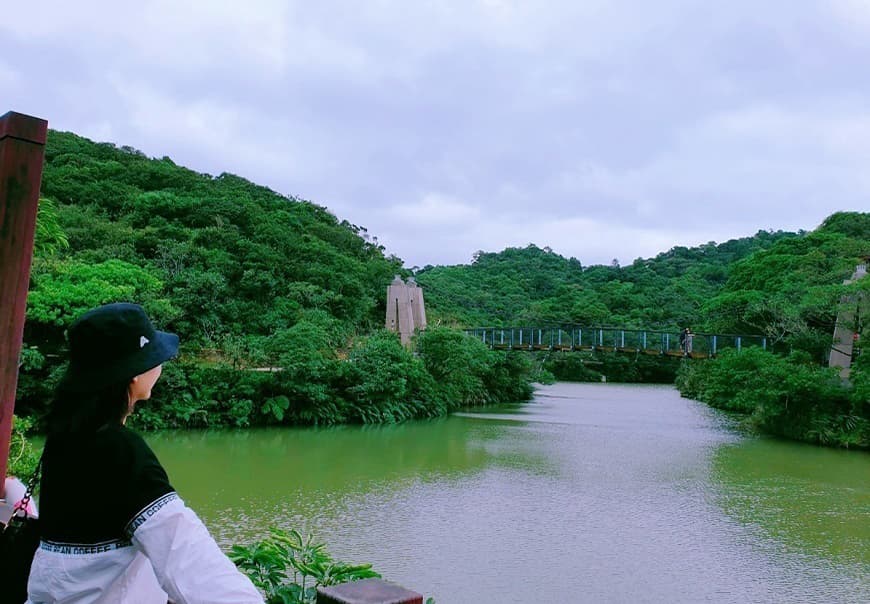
[{"x1": 2, "y1": 1, "x2": 868, "y2": 267}]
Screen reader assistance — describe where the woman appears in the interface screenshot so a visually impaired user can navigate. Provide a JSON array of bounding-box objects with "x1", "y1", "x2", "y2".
[{"x1": 27, "y1": 303, "x2": 263, "y2": 604}]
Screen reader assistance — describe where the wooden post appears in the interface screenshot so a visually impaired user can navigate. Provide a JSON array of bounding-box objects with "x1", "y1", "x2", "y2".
[{"x1": 0, "y1": 111, "x2": 48, "y2": 494}]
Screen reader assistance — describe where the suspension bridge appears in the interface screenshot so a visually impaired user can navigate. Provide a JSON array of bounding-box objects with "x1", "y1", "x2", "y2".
[{"x1": 463, "y1": 326, "x2": 769, "y2": 359}]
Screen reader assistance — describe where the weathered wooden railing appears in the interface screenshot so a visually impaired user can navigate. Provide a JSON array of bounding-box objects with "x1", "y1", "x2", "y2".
[
  {"x1": 317, "y1": 578, "x2": 423, "y2": 603},
  {"x1": 0, "y1": 111, "x2": 48, "y2": 495}
]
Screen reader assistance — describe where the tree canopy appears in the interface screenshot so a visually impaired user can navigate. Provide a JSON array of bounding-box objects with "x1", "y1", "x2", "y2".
[{"x1": 15, "y1": 129, "x2": 868, "y2": 445}]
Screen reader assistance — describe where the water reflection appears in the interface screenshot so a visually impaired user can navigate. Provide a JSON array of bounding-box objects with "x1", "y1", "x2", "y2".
[
  {"x1": 150, "y1": 384, "x2": 870, "y2": 603},
  {"x1": 149, "y1": 412, "x2": 557, "y2": 545},
  {"x1": 712, "y1": 437, "x2": 870, "y2": 566}
]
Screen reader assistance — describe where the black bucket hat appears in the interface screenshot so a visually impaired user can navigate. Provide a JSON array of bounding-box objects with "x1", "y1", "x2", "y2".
[{"x1": 59, "y1": 303, "x2": 179, "y2": 392}]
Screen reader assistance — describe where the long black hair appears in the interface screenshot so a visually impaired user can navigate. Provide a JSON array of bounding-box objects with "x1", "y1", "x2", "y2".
[{"x1": 46, "y1": 378, "x2": 130, "y2": 435}]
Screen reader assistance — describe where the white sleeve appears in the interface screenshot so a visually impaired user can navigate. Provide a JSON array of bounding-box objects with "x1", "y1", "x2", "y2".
[{"x1": 130, "y1": 493, "x2": 264, "y2": 604}]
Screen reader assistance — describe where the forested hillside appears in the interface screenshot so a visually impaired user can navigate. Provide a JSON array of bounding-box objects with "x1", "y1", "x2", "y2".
[
  {"x1": 416, "y1": 231, "x2": 797, "y2": 329},
  {"x1": 703, "y1": 212, "x2": 870, "y2": 360},
  {"x1": 417, "y1": 215, "x2": 867, "y2": 356},
  {"x1": 13, "y1": 129, "x2": 869, "y2": 447},
  {"x1": 416, "y1": 213, "x2": 870, "y2": 448},
  {"x1": 16, "y1": 131, "x2": 532, "y2": 429},
  {"x1": 31, "y1": 131, "x2": 404, "y2": 343},
  {"x1": 678, "y1": 212, "x2": 870, "y2": 448}
]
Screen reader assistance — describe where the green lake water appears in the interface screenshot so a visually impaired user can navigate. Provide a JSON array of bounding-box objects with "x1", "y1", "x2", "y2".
[{"x1": 149, "y1": 383, "x2": 870, "y2": 603}]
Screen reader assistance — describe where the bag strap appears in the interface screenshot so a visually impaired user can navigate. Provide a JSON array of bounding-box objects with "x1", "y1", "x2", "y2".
[{"x1": 11, "y1": 456, "x2": 43, "y2": 518}]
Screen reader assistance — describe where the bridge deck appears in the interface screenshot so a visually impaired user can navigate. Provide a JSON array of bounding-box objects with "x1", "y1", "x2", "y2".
[
  {"x1": 490, "y1": 343, "x2": 709, "y2": 358},
  {"x1": 469, "y1": 326, "x2": 767, "y2": 358}
]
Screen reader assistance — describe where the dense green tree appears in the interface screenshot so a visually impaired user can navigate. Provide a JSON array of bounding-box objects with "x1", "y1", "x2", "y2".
[
  {"x1": 676, "y1": 349, "x2": 868, "y2": 448},
  {"x1": 344, "y1": 331, "x2": 444, "y2": 422},
  {"x1": 414, "y1": 233, "x2": 801, "y2": 331},
  {"x1": 15, "y1": 128, "x2": 869, "y2": 448}
]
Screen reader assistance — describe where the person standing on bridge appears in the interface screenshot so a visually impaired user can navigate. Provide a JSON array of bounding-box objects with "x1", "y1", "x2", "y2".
[
  {"x1": 680, "y1": 327, "x2": 694, "y2": 356},
  {"x1": 680, "y1": 327, "x2": 692, "y2": 356},
  {"x1": 26, "y1": 303, "x2": 264, "y2": 604}
]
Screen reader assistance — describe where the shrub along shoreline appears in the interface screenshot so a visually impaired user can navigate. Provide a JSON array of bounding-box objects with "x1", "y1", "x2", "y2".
[
  {"x1": 136, "y1": 326, "x2": 535, "y2": 430},
  {"x1": 675, "y1": 347, "x2": 870, "y2": 449},
  {"x1": 15, "y1": 327, "x2": 534, "y2": 436}
]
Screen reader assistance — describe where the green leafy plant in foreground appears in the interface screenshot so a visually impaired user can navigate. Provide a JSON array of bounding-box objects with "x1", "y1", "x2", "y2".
[
  {"x1": 8, "y1": 415, "x2": 41, "y2": 479},
  {"x1": 230, "y1": 528, "x2": 380, "y2": 603}
]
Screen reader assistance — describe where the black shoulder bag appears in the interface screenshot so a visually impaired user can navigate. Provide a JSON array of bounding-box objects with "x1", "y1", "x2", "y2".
[{"x1": 0, "y1": 458, "x2": 42, "y2": 604}]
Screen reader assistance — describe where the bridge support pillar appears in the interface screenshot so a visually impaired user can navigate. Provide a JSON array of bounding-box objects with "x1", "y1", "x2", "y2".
[
  {"x1": 386, "y1": 276, "x2": 426, "y2": 347},
  {"x1": 829, "y1": 261, "x2": 868, "y2": 377}
]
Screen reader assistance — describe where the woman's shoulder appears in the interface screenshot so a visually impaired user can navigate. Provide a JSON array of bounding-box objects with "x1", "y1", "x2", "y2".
[
  {"x1": 91, "y1": 423, "x2": 147, "y2": 443},
  {"x1": 44, "y1": 425, "x2": 166, "y2": 484},
  {"x1": 100, "y1": 425, "x2": 160, "y2": 461},
  {"x1": 95, "y1": 426, "x2": 174, "y2": 500},
  {"x1": 108, "y1": 424, "x2": 150, "y2": 445},
  {"x1": 50, "y1": 425, "x2": 161, "y2": 470}
]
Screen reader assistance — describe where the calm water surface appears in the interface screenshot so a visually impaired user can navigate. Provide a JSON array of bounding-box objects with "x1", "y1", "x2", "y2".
[{"x1": 150, "y1": 383, "x2": 870, "y2": 603}]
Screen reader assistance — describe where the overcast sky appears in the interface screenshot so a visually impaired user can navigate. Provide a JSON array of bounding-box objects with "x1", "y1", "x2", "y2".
[{"x1": 3, "y1": 1, "x2": 869, "y2": 267}]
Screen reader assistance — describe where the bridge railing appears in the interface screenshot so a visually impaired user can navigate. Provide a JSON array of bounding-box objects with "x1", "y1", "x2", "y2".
[{"x1": 463, "y1": 327, "x2": 768, "y2": 357}]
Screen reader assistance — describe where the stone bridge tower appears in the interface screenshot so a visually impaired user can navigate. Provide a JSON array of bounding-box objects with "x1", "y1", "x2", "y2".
[
  {"x1": 829, "y1": 258, "x2": 868, "y2": 378},
  {"x1": 386, "y1": 275, "x2": 427, "y2": 346}
]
